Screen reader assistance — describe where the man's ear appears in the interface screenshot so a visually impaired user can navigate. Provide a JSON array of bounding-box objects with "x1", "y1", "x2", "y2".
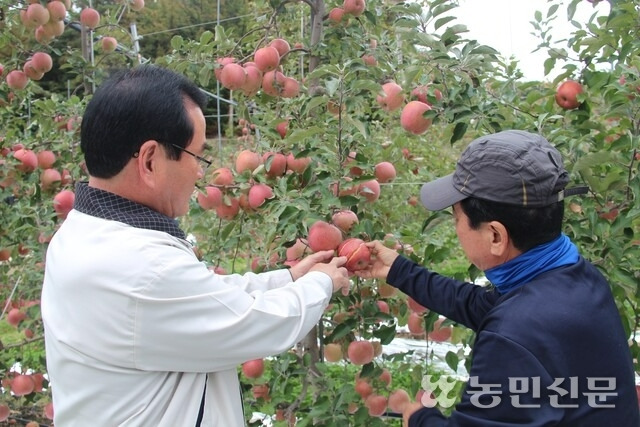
[
  {"x1": 487, "y1": 220, "x2": 510, "y2": 257},
  {"x1": 135, "y1": 140, "x2": 160, "y2": 187}
]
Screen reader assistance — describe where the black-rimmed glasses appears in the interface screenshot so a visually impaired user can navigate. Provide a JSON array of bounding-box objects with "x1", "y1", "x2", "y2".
[{"x1": 171, "y1": 143, "x2": 212, "y2": 170}]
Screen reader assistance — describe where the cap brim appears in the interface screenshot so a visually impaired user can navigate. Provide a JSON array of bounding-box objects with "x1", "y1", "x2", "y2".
[{"x1": 420, "y1": 174, "x2": 468, "y2": 211}]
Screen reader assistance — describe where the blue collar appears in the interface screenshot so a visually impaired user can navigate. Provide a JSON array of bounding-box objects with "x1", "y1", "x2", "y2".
[{"x1": 485, "y1": 234, "x2": 580, "y2": 294}]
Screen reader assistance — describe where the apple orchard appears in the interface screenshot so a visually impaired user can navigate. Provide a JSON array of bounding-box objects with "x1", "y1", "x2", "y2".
[{"x1": 0, "y1": 0, "x2": 639, "y2": 424}]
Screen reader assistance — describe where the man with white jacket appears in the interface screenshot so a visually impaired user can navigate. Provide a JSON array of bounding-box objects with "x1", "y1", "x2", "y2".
[{"x1": 41, "y1": 65, "x2": 350, "y2": 426}]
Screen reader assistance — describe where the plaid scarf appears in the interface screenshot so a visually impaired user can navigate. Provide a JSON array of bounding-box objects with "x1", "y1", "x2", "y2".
[{"x1": 73, "y1": 182, "x2": 186, "y2": 240}]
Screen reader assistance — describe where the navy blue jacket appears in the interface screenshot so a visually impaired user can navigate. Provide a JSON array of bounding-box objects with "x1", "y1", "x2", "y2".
[{"x1": 387, "y1": 256, "x2": 639, "y2": 426}]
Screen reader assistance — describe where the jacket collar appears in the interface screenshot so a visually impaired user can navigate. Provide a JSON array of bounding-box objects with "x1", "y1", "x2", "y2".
[{"x1": 73, "y1": 182, "x2": 187, "y2": 240}]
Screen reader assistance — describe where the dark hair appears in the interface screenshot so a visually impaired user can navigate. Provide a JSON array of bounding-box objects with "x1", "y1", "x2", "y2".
[
  {"x1": 460, "y1": 197, "x2": 564, "y2": 252},
  {"x1": 80, "y1": 65, "x2": 208, "y2": 178}
]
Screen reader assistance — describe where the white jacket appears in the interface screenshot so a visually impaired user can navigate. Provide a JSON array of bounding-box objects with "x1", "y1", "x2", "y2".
[{"x1": 41, "y1": 209, "x2": 333, "y2": 426}]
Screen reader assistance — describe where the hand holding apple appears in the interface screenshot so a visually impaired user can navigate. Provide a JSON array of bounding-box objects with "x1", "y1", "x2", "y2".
[
  {"x1": 308, "y1": 255, "x2": 350, "y2": 295},
  {"x1": 289, "y1": 249, "x2": 335, "y2": 280},
  {"x1": 353, "y1": 240, "x2": 399, "y2": 280}
]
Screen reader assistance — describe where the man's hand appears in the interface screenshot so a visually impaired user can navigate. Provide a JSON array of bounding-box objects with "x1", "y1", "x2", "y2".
[
  {"x1": 290, "y1": 250, "x2": 350, "y2": 295},
  {"x1": 310, "y1": 256, "x2": 350, "y2": 295},
  {"x1": 402, "y1": 401, "x2": 424, "y2": 427},
  {"x1": 354, "y1": 240, "x2": 399, "y2": 280},
  {"x1": 289, "y1": 250, "x2": 335, "y2": 281}
]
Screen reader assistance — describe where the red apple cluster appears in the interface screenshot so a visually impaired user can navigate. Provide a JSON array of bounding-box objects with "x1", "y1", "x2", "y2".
[
  {"x1": 196, "y1": 143, "x2": 311, "y2": 221},
  {"x1": 214, "y1": 38, "x2": 301, "y2": 98},
  {"x1": 374, "y1": 80, "x2": 442, "y2": 135}
]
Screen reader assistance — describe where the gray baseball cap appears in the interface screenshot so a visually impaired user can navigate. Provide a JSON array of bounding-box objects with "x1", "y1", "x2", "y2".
[{"x1": 420, "y1": 130, "x2": 588, "y2": 211}]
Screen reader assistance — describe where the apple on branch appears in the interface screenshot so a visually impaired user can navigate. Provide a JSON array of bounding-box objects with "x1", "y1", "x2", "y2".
[{"x1": 555, "y1": 80, "x2": 583, "y2": 110}]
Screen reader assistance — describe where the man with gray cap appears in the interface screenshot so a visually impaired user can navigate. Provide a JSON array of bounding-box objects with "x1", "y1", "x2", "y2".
[{"x1": 357, "y1": 130, "x2": 639, "y2": 426}]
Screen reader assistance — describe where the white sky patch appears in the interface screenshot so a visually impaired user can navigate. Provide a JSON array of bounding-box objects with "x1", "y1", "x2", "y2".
[{"x1": 454, "y1": 0, "x2": 610, "y2": 81}]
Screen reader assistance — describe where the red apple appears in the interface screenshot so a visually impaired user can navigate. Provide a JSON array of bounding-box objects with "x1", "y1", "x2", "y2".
[
  {"x1": 37, "y1": 150, "x2": 56, "y2": 169},
  {"x1": 365, "y1": 394, "x2": 387, "y2": 417},
  {"x1": 197, "y1": 186, "x2": 223, "y2": 210},
  {"x1": 23, "y1": 61, "x2": 44, "y2": 81},
  {"x1": 242, "y1": 358, "x2": 265, "y2": 379},
  {"x1": 254, "y1": 46, "x2": 280, "y2": 72},
  {"x1": 6, "y1": 70, "x2": 28, "y2": 90},
  {"x1": 358, "y1": 179, "x2": 381, "y2": 202},
  {"x1": 401, "y1": 101, "x2": 432, "y2": 135},
  {"x1": 337, "y1": 238, "x2": 371, "y2": 272},
  {"x1": 376, "y1": 82, "x2": 404, "y2": 112},
  {"x1": 80, "y1": 7, "x2": 100, "y2": 29},
  {"x1": 219, "y1": 63, "x2": 247, "y2": 91},
  {"x1": 215, "y1": 197, "x2": 240, "y2": 220},
  {"x1": 331, "y1": 210, "x2": 359, "y2": 233},
  {"x1": 269, "y1": 38, "x2": 290, "y2": 58},
  {"x1": 555, "y1": 80, "x2": 583, "y2": 110},
  {"x1": 411, "y1": 85, "x2": 442, "y2": 105},
  {"x1": 11, "y1": 374, "x2": 35, "y2": 397},
  {"x1": 13, "y1": 149, "x2": 38, "y2": 172},
  {"x1": 285, "y1": 238, "x2": 311, "y2": 265},
  {"x1": 53, "y1": 189, "x2": 75, "y2": 219},
  {"x1": 347, "y1": 340, "x2": 374, "y2": 365},
  {"x1": 30, "y1": 52, "x2": 53, "y2": 74},
  {"x1": 343, "y1": 0, "x2": 366, "y2": 16},
  {"x1": 307, "y1": 220, "x2": 343, "y2": 252},
  {"x1": 407, "y1": 296, "x2": 428, "y2": 314},
  {"x1": 241, "y1": 63, "x2": 263, "y2": 96},
  {"x1": 374, "y1": 161, "x2": 396, "y2": 183},
  {"x1": 252, "y1": 383, "x2": 270, "y2": 400},
  {"x1": 235, "y1": 149, "x2": 261, "y2": 174},
  {"x1": 7, "y1": 308, "x2": 25, "y2": 326},
  {"x1": 328, "y1": 7, "x2": 347, "y2": 23},
  {"x1": 262, "y1": 152, "x2": 287, "y2": 178},
  {"x1": 26, "y1": 3, "x2": 50, "y2": 27},
  {"x1": 286, "y1": 153, "x2": 311, "y2": 174},
  {"x1": 214, "y1": 57, "x2": 235, "y2": 81},
  {"x1": 261, "y1": 70, "x2": 286, "y2": 97},
  {"x1": 248, "y1": 183, "x2": 273, "y2": 209},
  {"x1": 131, "y1": 0, "x2": 145, "y2": 11},
  {"x1": 324, "y1": 343, "x2": 343, "y2": 362},
  {"x1": 209, "y1": 167, "x2": 234, "y2": 186},
  {"x1": 101, "y1": 36, "x2": 118, "y2": 53},
  {"x1": 275, "y1": 120, "x2": 288, "y2": 139},
  {"x1": 40, "y1": 168, "x2": 62, "y2": 191},
  {"x1": 428, "y1": 317, "x2": 453, "y2": 342},
  {"x1": 43, "y1": 402, "x2": 54, "y2": 420},
  {"x1": 388, "y1": 389, "x2": 411, "y2": 413},
  {"x1": 280, "y1": 77, "x2": 300, "y2": 98},
  {"x1": 362, "y1": 54, "x2": 377, "y2": 66},
  {"x1": 47, "y1": 1, "x2": 67, "y2": 21},
  {"x1": 355, "y1": 378, "x2": 373, "y2": 399},
  {"x1": 407, "y1": 311, "x2": 425, "y2": 335},
  {"x1": 0, "y1": 404, "x2": 9, "y2": 422}
]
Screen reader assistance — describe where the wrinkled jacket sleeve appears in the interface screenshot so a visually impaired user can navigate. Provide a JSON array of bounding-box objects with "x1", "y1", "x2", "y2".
[
  {"x1": 387, "y1": 256, "x2": 500, "y2": 331},
  {"x1": 133, "y1": 242, "x2": 334, "y2": 373}
]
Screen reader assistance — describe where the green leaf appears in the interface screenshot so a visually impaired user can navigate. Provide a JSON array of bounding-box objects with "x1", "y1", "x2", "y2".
[
  {"x1": 199, "y1": 31, "x2": 213, "y2": 45},
  {"x1": 434, "y1": 16, "x2": 456, "y2": 31},
  {"x1": 450, "y1": 122, "x2": 468, "y2": 144},
  {"x1": 445, "y1": 351, "x2": 460, "y2": 372},
  {"x1": 170, "y1": 35, "x2": 184, "y2": 51},
  {"x1": 373, "y1": 324, "x2": 397, "y2": 345},
  {"x1": 198, "y1": 65, "x2": 211, "y2": 87}
]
